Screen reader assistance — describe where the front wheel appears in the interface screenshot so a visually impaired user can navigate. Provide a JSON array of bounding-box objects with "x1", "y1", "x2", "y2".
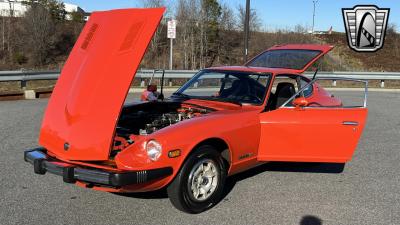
[{"x1": 167, "y1": 145, "x2": 227, "y2": 213}]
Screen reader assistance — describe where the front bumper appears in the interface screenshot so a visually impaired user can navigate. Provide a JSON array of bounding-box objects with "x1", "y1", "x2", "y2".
[{"x1": 24, "y1": 148, "x2": 173, "y2": 187}]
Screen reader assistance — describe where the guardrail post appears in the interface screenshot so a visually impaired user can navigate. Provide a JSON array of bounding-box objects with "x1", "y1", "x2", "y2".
[
  {"x1": 332, "y1": 80, "x2": 337, "y2": 87},
  {"x1": 20, "y1": 69, "x2": 27, "y2": 89},
  {"x1": 140, "y1": 80, "x2": 145, "y2": 87},
  {"x1": 20, "y1": 80, "x2": 27, "y2": 89},
  {"x1": 168, "y1": 78, "x2": 172, "y2": 87},
  {"x1": 380, "y1": 80, "x2": 385, "y2": 88}
]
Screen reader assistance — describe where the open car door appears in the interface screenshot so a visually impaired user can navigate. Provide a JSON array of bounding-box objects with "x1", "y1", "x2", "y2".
[{"x1": 258, "y1": 78, "x2": 368, "y2": 163}]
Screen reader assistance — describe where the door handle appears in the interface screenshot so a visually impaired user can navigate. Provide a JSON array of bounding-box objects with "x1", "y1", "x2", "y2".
[{"x1": 342, "y1": 121, "x2": 359, "y2": 126}]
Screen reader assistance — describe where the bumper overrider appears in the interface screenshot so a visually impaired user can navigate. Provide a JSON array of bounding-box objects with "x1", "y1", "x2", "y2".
[{"x1": 24, "y1": 148, "x2": 173, "y2": 187}]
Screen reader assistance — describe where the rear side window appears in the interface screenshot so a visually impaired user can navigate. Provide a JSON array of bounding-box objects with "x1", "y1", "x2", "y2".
[
  {"x1": 266, "y1": 74, "x2": 314, "y2": 111},
  {"x1": 300, "y1": 78, "x2": 313, "y2": 97},
  {"x1": 247, "y1": 50, "x2": 321, "y2": 70}
]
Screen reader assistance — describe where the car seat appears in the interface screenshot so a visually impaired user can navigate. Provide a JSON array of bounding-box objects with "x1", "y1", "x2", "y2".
[{"x1": 274, "y1": 82, "x2": 296, "y2": 108}]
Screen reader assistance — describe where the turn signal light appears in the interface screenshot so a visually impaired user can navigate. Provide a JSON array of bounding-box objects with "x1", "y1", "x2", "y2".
[{"x1": 168, "y1": 149, "x2": 181, "y2": 158}]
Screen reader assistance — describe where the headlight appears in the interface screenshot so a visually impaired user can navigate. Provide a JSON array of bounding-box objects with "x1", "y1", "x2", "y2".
[{"x1": 146, "y1": 140, "x2": 162, "y2": 161}]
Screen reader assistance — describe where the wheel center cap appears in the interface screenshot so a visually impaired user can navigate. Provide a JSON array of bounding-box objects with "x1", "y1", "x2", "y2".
[{"x1": 202, "y1": 177, "x2": 209, "y2": 185}]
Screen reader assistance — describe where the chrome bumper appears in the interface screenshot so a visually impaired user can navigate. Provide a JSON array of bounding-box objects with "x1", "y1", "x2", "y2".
[{"x1": 24, "y1": 148, "x2": 173, "y2": 187}]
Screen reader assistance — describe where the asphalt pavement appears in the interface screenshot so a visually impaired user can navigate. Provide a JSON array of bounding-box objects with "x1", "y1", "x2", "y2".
[{"x1": 0, "y1": 91, "x2": 399, "y2": 225}]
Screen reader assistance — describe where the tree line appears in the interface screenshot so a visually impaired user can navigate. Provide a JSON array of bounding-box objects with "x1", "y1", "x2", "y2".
[
  {"x1": 0, "y1": 0, "x2": 85, "y2": 70},
  {"x1": 0, "y1": 0, "x2": 270, "y2": 70},
  {"x1": 141, "y1": 0, "x2": 266, "y2": 70},
  {"x1": 0, "y1": 0, "x2": 399, "y2": 72}
]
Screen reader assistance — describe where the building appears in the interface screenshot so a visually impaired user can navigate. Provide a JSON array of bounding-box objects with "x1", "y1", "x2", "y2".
[
  {"x1": 83, "y1": 12, "x2": 90, "y2": 21},
  {"x1": 0, "y1": 0, "x2": 89, "y2": 20},
  {"x1": 63, "y1": 2, "x2": 86, "y2": 20},
  {"x1": 0, "y1": 0, "x2": 28, "y2": 17}
]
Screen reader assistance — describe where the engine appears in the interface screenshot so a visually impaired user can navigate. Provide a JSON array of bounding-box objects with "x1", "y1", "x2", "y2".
[
  {"x1": 111, "y1": 102, "x2": 213, "y2": 155},
  {"x1": 138, "y1": 107, "x2": 208, "y2": 135}
]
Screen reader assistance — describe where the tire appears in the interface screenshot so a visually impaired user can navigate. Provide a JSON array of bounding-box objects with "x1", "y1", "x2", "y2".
[{"x1": 167, "y1": 145, "x2": 227, "y2": 214}]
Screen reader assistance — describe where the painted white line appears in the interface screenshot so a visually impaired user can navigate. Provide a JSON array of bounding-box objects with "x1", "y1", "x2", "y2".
[{"x1": 326, "y1": 88, "x2": 400, "y2": 92}]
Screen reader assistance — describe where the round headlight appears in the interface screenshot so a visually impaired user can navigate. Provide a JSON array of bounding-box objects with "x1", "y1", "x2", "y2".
[{"x1": 146, "y1": 140, "x2": 162, "y2": 161}]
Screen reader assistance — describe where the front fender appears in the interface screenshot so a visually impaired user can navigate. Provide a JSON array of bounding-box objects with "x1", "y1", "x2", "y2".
[{"x1": 115, "y1": 108, "x2": 261, "y2": 186}]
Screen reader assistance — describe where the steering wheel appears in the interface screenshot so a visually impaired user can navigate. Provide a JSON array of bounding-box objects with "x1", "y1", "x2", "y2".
[
  {"x1": 248, "y1": 94, "x2": 262, "y2": 103},
  {"x1": 239, "y1": 93, "x2": 262, "y2": 103},
  {"x1": 246, "y1": 83, "x2": 263, "y2": 103}
]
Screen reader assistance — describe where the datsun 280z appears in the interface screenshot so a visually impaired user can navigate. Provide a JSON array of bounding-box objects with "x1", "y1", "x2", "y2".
[{"x1": 24, "y1": 8, "x2": 368, "y2": 213}]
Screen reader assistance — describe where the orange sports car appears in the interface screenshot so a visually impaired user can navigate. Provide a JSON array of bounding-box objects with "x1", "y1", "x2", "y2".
[{"x1": 24, "y1": 8, "x2": 368, "y2": 213}]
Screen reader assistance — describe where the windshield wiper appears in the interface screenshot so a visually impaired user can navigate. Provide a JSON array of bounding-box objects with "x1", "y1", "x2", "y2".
[{"x1": 171, "y1": 92, "x2": 191, "y2": 99}]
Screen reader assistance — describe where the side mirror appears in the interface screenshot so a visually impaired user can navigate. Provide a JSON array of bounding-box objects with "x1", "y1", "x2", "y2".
[{"x1": 293, "y1": 97, "x2": 309, "y2": 108}]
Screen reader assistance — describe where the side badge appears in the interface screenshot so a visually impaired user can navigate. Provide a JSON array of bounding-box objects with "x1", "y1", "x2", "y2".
[{"x1": 238, "y1": 153, "x2": 253, "y2": 160}]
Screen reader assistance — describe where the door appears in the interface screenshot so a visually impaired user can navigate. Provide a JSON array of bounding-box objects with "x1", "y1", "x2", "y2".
[
  {"x1": 258, "y1": 78, "x2": 368, "y2": 163},
  {"x1": 39, "y1": 8, "x2": 165, "y2": 161}
]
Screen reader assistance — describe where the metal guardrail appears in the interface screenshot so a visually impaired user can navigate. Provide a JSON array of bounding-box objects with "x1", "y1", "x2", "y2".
[
  {"x1": 1, "y1": 69, "x2": 400, "y2": 82},
  {"x1": 303, "y1": 71, "x2": 400, "y2": 80},
  {"x1": 0, "y1": 70, "x2": 60, "y2": 82},
  {"x1": 0, "y1": 70, "x2": 199, "y2": 82}
]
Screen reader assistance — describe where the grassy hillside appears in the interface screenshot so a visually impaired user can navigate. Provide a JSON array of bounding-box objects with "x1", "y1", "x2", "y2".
[
  {"x1": 315, "y1": 31, "x2": 400, "y2": 72},
  {"x1": 1, "y1": 22, "x2": 399, "y2": 72}
]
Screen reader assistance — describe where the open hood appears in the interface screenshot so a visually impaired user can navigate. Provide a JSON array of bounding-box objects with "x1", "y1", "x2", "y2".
[
  {"x1": 245, "y1": 44, "x2": 334, "y2": 73},
  {"x1": 39, "y1": 8, "x2": 165, "y2": 161}
]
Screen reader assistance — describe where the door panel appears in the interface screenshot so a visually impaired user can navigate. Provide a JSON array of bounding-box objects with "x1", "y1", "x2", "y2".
[{"x1": 258, "y1": 107, "x2": 367, "y2": 163}]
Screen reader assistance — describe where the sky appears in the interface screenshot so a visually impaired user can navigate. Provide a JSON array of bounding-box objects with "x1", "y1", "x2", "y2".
[{"x1": 64, "y1": 0, "x2": 399, "y2": 32}]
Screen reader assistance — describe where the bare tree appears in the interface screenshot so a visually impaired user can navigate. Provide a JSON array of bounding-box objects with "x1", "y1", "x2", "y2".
[
  {"x1": 22, "y1": 4, "x2": 55, "y2": 65},
  {"x1": 1, "y1": 10, "x2": 5, "y2": 53},
  {"x1": 219, "y1": 3, "x2": 236, "y2": 31},
  {"x1": 6, "y1": 0, "x2": 15, "y2": 58},
  {"x1": 139, "y1": 0, "x2": 167, "y2": 69},
  {"x1": 176, "y1": 0, "x2": 201, "y2": 70},
  {"x1": 294, "y1": 24, "x2": 308, "y2": 34},
  {"x1": 140, "y1": 0, "x2": 165, "y2": 8},
  {"x1": 216, "y1": 3, "x2": 241, "y2": 65},
  {"x1": 237, "y1": 4, "x2": 262, "y2": 32},
  {"x1": 176, "y1": 0, "x2": 190, "y2": 69},
  {"x1": 387, "y1": 23, "x2": 397, "y2": 34},
  {"x1": 387, "y1": 23, "x2": 399, "y2": 57}
]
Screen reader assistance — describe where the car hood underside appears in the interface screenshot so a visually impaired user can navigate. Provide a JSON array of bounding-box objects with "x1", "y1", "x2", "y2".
[{"x1": 39, "y1": 8, "x2": 165, "y2": 161}]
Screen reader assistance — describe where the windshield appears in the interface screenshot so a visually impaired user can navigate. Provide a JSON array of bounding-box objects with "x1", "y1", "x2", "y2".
[
  {"x1": 174, "y1": 70, "x2": 271, "y2": 105},
  {"x1": 246, "y1": 49, "x2": 321, "y2": 70}
]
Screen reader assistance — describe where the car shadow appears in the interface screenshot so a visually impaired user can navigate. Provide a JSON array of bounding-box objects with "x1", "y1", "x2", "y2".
[
  {"x1": 300, "y1": 215, "x2": 323, "y2": 225},
  {"x1": 115, "y1": 162, "x2": 344, "y2": 201},
  {"x1": 114, "y1": 188, "x2": 169, "y2": 199},
  {"x1": 222, "y1": 162, "x2": 345, "y2": 200}
]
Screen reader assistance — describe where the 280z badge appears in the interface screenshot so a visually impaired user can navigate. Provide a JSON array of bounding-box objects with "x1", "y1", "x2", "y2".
[{"x1": 342, "y1": 5, "x2": 390, "y2": 52}]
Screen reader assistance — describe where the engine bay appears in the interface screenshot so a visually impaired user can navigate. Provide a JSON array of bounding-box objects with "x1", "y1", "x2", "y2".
[{"x1": 112, "y1": 101, "x2": 214, "y2": 154}]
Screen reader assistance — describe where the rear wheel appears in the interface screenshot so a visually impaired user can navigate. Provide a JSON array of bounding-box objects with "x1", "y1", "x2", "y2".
[{"x1": 167, "y1": 145, "x2": 227, "y2": 213}]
